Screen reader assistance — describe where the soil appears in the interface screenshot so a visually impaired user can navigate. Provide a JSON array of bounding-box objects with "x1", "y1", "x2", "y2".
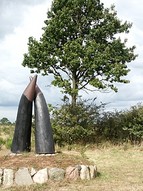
[{"x1": 0, "y1": 150, "x2": 89, "y2": 170}]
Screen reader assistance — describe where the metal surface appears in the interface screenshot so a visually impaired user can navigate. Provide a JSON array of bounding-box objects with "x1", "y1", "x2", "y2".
[
  {"x1": 24, "y1": 75, "x2": 37, "y2": 101},
  {"x1": 34, "y1": 86, "x2": 55, "y2": 154},
  {"x1": 11, "y1": 76, "x2": 37, "y2": 153},
  {"x1": 11, "y1": 75, "x2": 55, "y2": 154}
]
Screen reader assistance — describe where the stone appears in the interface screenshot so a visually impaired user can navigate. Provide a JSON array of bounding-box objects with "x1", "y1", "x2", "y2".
[
  {"x1": 49, "y1": 168, "x2": 65, "y2": 181},
  {"x1": 66, "y1": 166, "x2": 80, "y2": 180},
  {"x1": 15, "y1": 167, "x2": 33, "y2": 186},
  {"x1": 33, "y1": 168, "x2": 48, "y2": 184},
  {"x1": 89, "y1": 165, "x2": 97, "y2": 179},
  {"x1": 80, "y1": 165, "x2": 90, "y2": 180},
  {"x1": 3, "y1": 169, "x2": 14, "y2": 187},
  {"x1": 45, "y1": 153, "x2": 55, "y2": 156},
  {"x1": 0, "y1": 169, "x2": 3, "y2": 185},
  {"x1": 9, "y1": 153, "x2": 16, "y2": 156}
]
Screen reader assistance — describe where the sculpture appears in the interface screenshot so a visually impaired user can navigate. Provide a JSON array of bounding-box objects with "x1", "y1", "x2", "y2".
[
  {"x1": 11, "y1": 75, "x2": 55, "y2": 154},
  {"x1": 34, "y1": 85, "x2": 55, "y2": 154}
]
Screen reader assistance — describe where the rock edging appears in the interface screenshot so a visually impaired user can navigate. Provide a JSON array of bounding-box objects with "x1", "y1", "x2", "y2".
[{"x1": 0, "y1": 165, "x2": 97, "y2": 187}]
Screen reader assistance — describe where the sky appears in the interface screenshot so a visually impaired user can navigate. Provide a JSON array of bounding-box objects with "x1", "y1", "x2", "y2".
[{"x1": 0, "y1": 0, "x2": 143, "y2": 122}]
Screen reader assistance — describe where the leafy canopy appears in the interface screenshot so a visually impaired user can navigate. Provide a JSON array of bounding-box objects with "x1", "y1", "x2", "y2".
[{"x1": 22, "y1": 0, "x2": 137, "y2": 104}]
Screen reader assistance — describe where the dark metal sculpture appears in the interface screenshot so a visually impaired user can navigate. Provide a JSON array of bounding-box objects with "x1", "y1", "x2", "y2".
[
  {"x1": 34, "y1": 85, "x2": 55, "y2": 154},
  {"x1": 11, "y1": 75, "x2": 55, "y2": 154},
  {"x1": 11, "y1": 75, "x2": 37, "y2": 153}
]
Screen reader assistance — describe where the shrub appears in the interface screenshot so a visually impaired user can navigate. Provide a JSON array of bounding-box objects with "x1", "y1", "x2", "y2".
[
  {"x1": 51, "y1": 98, "x2": 105, "y2": 145},
  {"x1": 96, "y1": 111, "x2": 129, "y2": 143},
  {"x1": 122, "y1": 104, "x2": 143, "y2": 144}
]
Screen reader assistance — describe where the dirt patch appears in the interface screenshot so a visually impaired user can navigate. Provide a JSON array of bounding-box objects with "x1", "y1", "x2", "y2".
[{"x1": 0, "y1": 150, "x2": 90, "y2": 170}]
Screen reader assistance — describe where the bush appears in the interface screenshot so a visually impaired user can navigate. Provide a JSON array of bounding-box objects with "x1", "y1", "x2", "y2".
[
  {"x1": 96, "y1": 104, "x2": 143, "y2": 144},
  {"x1": 96, "y1": 111, "x2": 129, "y2": 143},
  {"x1": 51, "y1": 98, "x2": 105, "y2": 145},
  {"x1": 51, "y1": 100, "x2": 143, "y2": 146},
  {"x1": 122, "y1": 104, "x2": 143, "y2": 144}
]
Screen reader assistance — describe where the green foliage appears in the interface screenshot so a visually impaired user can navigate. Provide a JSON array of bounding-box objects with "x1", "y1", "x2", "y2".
[
  {"x1": 22, "y1": 0, "x2": 137, "y2": 105},
  {"x1": 96, "y1": 104, "x2": 143, "y2": 144},
  {"x1": 0, "y1": 124, "x2": 14, "y2": 150},
  {"x1": 0, "y1": 137, "x2": 12, "y2": 150},
  {"x1": 96, "y1": 111, "x2": 129, "y2": 143},
  {"x1": 0, "y1": 103, "x2": 143, "y2": 149},
  {"x1": 0, "y1": 117, "x2": 11, "y2": 125},
  {"x1": 5, "y1": 138, "x2": 13, "y2": 149},
  {"x1": 0, "y1": 137, "x2": 5, "y2": 149},
  {"x1": 50, "y1": 101, "x2": 143, "y2": 146},
  {"x1": 122, "y1": 104, "x2": 143, "y2": 143},
  {"x1": 51, "y1": 98, "x2": 105, "y2": 145}
]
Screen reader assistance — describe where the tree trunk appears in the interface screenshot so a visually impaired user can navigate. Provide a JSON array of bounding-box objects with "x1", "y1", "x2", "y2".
[
  {"x1": 72, "y1": 93, "x2": 77, "y2": 107},
  {"x1": 72, "y1": 72, "x2": 78, "y2": 107}
]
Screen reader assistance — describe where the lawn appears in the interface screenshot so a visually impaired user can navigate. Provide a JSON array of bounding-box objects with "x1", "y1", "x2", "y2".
[
  {"x1": 85, "y1": 144, "x2": 143, "y2": 191},
  {"x1": 1, "y1": 144, "x2": 143, "y2": 191}
]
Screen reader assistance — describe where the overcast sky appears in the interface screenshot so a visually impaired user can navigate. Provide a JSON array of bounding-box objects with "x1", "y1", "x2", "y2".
[{"x1": 0, "y1": 0, "x2": 143, "y2": 122}]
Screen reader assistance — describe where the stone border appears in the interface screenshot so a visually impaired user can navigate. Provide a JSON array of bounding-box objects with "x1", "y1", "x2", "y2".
[{"x1": 0, "y1": 165, "x2": 97, "y2": 187}]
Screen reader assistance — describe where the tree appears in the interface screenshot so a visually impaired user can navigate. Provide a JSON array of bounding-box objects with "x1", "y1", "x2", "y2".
[
  {"x1": 22, "y1": 0, "x2": 137, "y2": 106},
  {"x1": 0, "y1": 117, "x2": 11, "y2": 125}
]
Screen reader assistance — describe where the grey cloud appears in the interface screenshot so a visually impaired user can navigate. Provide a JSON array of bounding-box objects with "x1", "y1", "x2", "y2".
[
  {"x1": 0, "y1": 98, "x2": 18, "y2": 107},
  {"x1": 0, "y1": 74, "x2": 62, "y2": 107},
  {"x1": 0, "y1": 89, "x2": 20, "y2": 107},
  {"x1": 0, "y1": 86, "x2": 21, "y2": 107},
  {"x1": 0, "y1": 0, "x2": 48, "y2": 39},
  {"x1": 0, "y1": 106, "x2": 17, "y2": 122}
]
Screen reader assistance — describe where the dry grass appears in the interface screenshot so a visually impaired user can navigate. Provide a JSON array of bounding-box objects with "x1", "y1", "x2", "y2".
[
  {"x1": 85, "y1": 145, "x2": 143, "y2": 191},
  {"x1": 1, "y1": 144, "x2": 143, "y2": 191}
]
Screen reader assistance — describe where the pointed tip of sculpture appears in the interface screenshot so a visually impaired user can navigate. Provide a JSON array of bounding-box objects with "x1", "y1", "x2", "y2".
[{"x1": 23, "y1": 75, "x2": 38, "y2": 101}]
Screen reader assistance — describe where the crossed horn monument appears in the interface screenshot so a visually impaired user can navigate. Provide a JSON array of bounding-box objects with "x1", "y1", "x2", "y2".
[{"x1": 11, "y1": 75, "x2": 55, "y2": 154}]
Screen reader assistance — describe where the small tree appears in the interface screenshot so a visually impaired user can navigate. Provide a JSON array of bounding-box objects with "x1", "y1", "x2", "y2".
[
  {"x1": 50, "y1": 98, "x2": 105, "y2": 145},
  {"x1": 0, "y1": 117, "x2": 11, "y2": 125},
  {"x1": 22, "y1": 0, "x2": 137, "y2": 105}
]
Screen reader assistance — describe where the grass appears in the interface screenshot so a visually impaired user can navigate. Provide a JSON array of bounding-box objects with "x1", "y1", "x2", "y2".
[
  {"x1": 0, "y1": 125, "x2": 14, "y2": 149},
  {"x1": 0, "y1": 125, "x2": 143, "y2": 190},
  {"x1": 1, "y1": 144, "x2": 143, "y2": 191},
  {"x1": 85, "y1": 144, "x2": 143, "y2": 191}
]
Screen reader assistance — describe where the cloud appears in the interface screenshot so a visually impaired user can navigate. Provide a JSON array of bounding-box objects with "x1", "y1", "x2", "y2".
[
  {"x1": 0, "y1": 106, "x2": 17, "y2": 122},
  {"x1": 0, "y1": 0, "x2": 49, "y2": 39},
  {"x1": 0, "y1": 0, "x2": 53, "y2": 122},
  {"x1": 0, "y1": 0, "x2": 143, "y2": 122}
]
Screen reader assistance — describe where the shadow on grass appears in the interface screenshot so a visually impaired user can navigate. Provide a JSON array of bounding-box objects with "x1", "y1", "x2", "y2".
[{"x1": 96, "y1": 171, "x2": 101, "y2": 177}]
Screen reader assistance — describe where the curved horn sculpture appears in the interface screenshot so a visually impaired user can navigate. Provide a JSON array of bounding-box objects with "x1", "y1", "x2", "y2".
[
  {"x1": 11, "y1": 75, "x2": 37, "y2": 153},
  {"x1": 34, "y1": 85, "x2": 55, "y2": 154}
]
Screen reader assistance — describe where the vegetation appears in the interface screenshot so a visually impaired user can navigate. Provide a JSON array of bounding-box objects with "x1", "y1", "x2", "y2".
[
  {"x1": 0, "y1": 3, "x2": 141, "y2": 190},
  {"x1": 122, "y1": 104, "x2": 143, "y2": 143},
  {"x1": 3, "y1": 145, "x2": 143, "y2": 191},
  {"x1": 1, "y1": 102, "x2": 143, "y2": 150},
  {"x1": 0, "y1": 117, "x2": 12, "y2": 125},
  {"x1": 21, "y1": 0, "x2": 139, "y2": 147},
  {"x1": 50, "y1": 100, "x2": 143, "y2": 146},
  {"x1": 22, "y1": 0, "x2": 137, "y2": 105},
  {"x1": 1, "y1": 105, "x2": 143, "y2": 190},
  {"x1": 50, "y1": 98, "x2": 105, "y2": 146},
  {"x1": 0, "y1": 124, "x2": 14, "y2": 149}
]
